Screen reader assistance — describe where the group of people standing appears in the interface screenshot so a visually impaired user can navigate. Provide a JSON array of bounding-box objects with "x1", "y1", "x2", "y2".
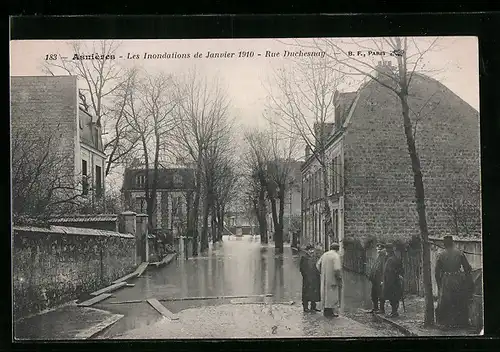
[
  {"x1": 300, "y1": 243, "x2": 343, "y2": 318},
  {"x1": 368, "y1": 242, "x2": 404, "y2": 317},
  {"x1": 300, "y1": 235, "x2": 474, "y2": 329},
  {"x1": 369, "y1": 235, "x2": 474, "y2": 328}
]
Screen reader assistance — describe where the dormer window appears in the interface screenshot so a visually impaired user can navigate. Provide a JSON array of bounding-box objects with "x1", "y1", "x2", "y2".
[{"x1": 136, "y1": 174, "x2": 146, "y2": 187}]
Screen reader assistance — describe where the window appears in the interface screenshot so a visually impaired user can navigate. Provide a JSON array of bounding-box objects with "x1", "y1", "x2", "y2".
[
  {"x1": 82, "y1": 160, "x2": 87, "y2": 176},
  {"x1": 82, "y1": 160, "x2": 89, "y2": 195},
  {"x1": 136, "y1": 174, "x2": 146, "y2": 187},
  {"x1": 330, "y1": 156, "x2": 342, "y2": 194},
  {"x1": 95, "y1": 165, "x2": 102, "y2": 198},
  {"x1": 136, "y1": 197, "x2": 146, "y2": 213}
]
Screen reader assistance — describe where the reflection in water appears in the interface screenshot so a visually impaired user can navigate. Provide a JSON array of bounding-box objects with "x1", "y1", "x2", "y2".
[
  {"x1": 93, "y1": 235, "x2": 373, "y2": 338},
  {"x1": 273, "y1": 256, "x2": 284, "y2": 300}
]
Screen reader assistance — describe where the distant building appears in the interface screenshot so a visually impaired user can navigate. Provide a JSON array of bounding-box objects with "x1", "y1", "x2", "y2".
[
  {"x1": 121, "y1": 168, "x2": 195, "y2": 237},
  {"x1": 10, "y1": 75, "x2": 106, "y2": 211},
  {"x1": 301, "y1": 61, "x2": 481, "y2": 250}
]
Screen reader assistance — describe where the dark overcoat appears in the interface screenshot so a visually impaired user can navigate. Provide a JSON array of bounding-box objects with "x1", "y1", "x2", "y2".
[
  {"x1": 369, "y1": 252, "x2": 387, "y2": 284},
  {"x1": 435, "y1": 248, "x2": 473, "y2": 327},
  {"x1": 382, "y1": 254, "x2": 404, "y2": 301},
  {"x1": 299, "y1": 252, "x2": 321, "y2": 302}
]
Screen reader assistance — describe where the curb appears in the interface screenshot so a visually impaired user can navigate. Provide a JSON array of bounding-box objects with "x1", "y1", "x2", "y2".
[{"x1": 372, "y1": 313, "x2": 418, "y2": 337}]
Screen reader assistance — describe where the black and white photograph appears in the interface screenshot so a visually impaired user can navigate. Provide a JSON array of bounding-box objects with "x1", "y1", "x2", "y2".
[{"x1": 10, "y1": 36, "x2": 483, "y2": 339}]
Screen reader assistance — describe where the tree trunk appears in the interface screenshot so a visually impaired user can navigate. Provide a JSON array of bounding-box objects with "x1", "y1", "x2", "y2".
[
  {"x1": 321, "y1": 164, "x2": 335, "y2": 251},
  {"x1": 275, "y1": 190, "x2": 285, "y2": 254},
  {"x1": 201, "y1": 193, "x2": 211, "y2": 252},
  {"x1": 211, "y1": 204, "x2": 217, "y2": 244},
  {"x1": 400, "y1": 92, "x2": 434, "y2": 326},
  {"x1": 258, "y1": 189, "x2": 268, "y2": 244},
  {"x1": 216, "y1": 204, "x2": 224, "y2": 241},
  {"x1": 190, "y1": 164, "x2": 202, "y2": 256}
]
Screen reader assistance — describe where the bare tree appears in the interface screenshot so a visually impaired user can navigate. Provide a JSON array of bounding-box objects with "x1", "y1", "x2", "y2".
[
  {"x1": 443, "y1": 158, "x2": 481, "y2": 238},
  {"x1": 266, "y1": 129, "x2": 299, "y2": 253},
  {"x1": 11, "y1": 120, "x2": 87, "y2": 222},
  {"x1": 200, "y1": 125, "x2": 234, "y2": 250},
  {"x1": 265, "y1": 55, "x2": 348, "y2": 251},
  {"x1": 212, "y1": 150, "x2": 239, "y2": 243},
  {"x1": 298, "y1": 36, "x2": 442, "y2": 326},
  {"x1": 122, "y1": 70, "x2": 178, "y2": 232},
  {"x1": 42, "y1": 40, "x2": 139, "y2": 177},
  {"x1": 173, "y1": 69, "x2": 231, "y2": 255},
  {"x1": 243, "y1": 129, "x2": 271, "y2": 244},
  {"x1": 243, "y1": 127, "x2": 298, "y2": 253}
]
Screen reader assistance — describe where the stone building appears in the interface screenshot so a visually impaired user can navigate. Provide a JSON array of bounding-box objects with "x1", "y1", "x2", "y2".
[
  {"x1": 301, "y1": 62, "x2": 481, "y2": 250},
  {"x1": 121, "y1": 168, "x2": 195, "y2": 237},
  {"x1": 11, "y1": 75, "x2": 106, "y2": 212}
]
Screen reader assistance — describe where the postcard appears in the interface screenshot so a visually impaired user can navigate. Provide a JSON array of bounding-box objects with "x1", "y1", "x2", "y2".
[{"x1": 10, "y1": 36, "x2": 482, "y2": 339}]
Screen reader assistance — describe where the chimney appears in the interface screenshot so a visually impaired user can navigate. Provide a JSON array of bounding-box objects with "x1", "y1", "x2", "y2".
[{"x1": 375, "y1": 60, "x2": 395, "y2": 79}]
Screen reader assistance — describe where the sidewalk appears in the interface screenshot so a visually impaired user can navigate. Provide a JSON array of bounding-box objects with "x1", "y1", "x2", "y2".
[
  {"x1": 14, "y1": 253, "x2": 178, "y2": 340},
  {"x1": 373, "y1": 295, "x2": 479, "y2": 337},
  {"x1": 14, "y1": 304, "x2": 124, "y2": 340},
  {"x1": 114, "y1": 302, "x2": 394, "y2": 338}
]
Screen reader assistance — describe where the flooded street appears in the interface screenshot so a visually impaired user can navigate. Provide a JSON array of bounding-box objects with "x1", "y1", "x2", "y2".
[{"x1": 94, "y1": 235, "x2": 402, "y2": 338}]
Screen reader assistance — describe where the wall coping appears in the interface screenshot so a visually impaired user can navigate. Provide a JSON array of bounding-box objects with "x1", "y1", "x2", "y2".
[
  {"x1": 120, "y1": 211, "x2": 137, "y2": 216},
  {"x1": 13, "y1": 225, "x2": 135, "y2": 239},
  {"x1": 429, "y1": 236, "x2": 482, "y2": 243}
]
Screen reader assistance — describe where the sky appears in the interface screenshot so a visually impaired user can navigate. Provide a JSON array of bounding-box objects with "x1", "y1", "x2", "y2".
[
  {"x1": 10, "y1": 36, "x2": 479, "y2": 131},
  {"x1": 10, "y1": 37, "x2": 479, "y2": 192}
]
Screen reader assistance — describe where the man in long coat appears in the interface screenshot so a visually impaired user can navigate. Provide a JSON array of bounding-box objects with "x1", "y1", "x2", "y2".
[
  {"x1": 316, "y1": 243, "x2": 343, "y2": 317},
  {"x1": 368, "y1": 242, "x2": 387, "y2": 313},
  {"x1": 435, "y1": 235, "x2": 473, "y2": 328},
  {"x1": 382, "y1": 243, "x2": 404, "y2": 318},
  {"x1": 299, "y1": 244, "x2": 321, "y2": 312}
]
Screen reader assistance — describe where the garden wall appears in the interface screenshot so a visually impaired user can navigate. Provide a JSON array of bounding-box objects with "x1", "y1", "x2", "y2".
[{"x1": 12, "y1": 225, "x2": 135, "y2": 320}]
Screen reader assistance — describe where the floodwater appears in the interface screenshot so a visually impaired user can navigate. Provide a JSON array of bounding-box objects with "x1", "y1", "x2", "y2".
[{"x1": 95, "y1": 235, "x2": 375, "y2": 338}]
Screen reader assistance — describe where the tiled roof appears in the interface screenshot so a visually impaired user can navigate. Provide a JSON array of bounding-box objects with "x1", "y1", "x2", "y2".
[
  {"x1": 48, "y1": 214, "x2": 118, "y2": 223},
  {"x1": 13, "y1": 225, "x2": 134, "y2": 239},
  {"x1": 122, "y1": 168, "x2": 196, "y2": 191}
]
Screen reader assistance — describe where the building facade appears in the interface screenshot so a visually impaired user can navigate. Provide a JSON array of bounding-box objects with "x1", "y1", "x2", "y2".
[
  {"x1": 301, "y1": 62, "x2": 481, "y2": 251},
  {"x1": 11, "y1": 75, "x2": 106, "y2": 212},
  {"x1": 121, "y1": 168, "x2": 195, "y2": 237}
]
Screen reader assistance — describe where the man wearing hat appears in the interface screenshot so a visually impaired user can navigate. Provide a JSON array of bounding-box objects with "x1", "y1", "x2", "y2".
[
  {"x1": 299, "y1": 244, "x2": 321, "y2": 312},
  {"x1": 382, "y1": 243, "x2": 404, "y2": 317},
  {"x1": 368, "y1": 242, "x2": 387, "y2": 313},
  {"x1": 316, "y1": 242, "x2": 343, "y2": 317},
  {"x1": 435, "y1": 235, "x2": 473, "y2": 328}
]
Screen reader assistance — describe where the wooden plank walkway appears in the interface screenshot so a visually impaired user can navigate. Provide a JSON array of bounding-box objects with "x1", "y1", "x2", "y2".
[
  {"x1": 112, "y1": 272, "x2": 138, "y2": 284},
  {"x1": 112, "y1": 262, "x2": 149, "y2": 284},
  {"x1": 73, "y1": 313, "x2": 124, "y2": 339},
  {"x1": 146, "y1": 298, "x2": 179, "y2": 320},
  {"x1": 90, "y1": 281, "x2": 127, "y2": 296},
  {"x1": 135, "y1": 262, "x2": 149, "y2": 277},
  {"x1": 77, "y1": 293, "x2": 113, "y2": 307},
  {"x1": 159, "y1": 293, "x2": 273, "y2": 302}
]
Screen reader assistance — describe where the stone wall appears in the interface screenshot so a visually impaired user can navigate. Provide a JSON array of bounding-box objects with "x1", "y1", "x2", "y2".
[
  {"x1": 12, "y1": 226, "x2": 135, "y2": 320},
  {"x1": 342, "y1": 73, "x2": 481, "y2": 241}
]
